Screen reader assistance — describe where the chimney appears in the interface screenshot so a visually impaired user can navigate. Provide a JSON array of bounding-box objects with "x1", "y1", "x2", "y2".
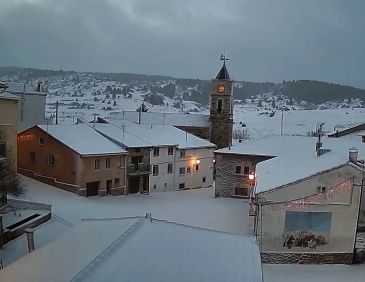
[
  {"x1": 36, "y1": 81, "x2": 42, "y2": 92},
  {"x1": 349, "y1": 147, "x2": 358, "y2": 163},
  {"x1": 145, "y1": 212, "x2": 152, "y2": 222},
  {"x1": 25, "y1": 228, "x2": 35, "y2": 253}
]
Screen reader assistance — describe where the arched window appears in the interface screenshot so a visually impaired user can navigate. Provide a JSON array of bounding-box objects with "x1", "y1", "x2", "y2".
[{"x1": 217, "y1": 99, "x2": 223, "y2": 114}]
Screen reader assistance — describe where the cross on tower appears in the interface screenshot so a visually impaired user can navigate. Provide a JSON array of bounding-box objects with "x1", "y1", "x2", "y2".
[{"x1": 220, "y1": 51, "x2": 230, "y2": 64}]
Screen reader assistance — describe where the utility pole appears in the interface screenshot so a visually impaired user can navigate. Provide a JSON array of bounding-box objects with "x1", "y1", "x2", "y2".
[
  {"x1": 280, "y1": 109, "x2": 284, "y2": 136},
  {"x1": 56, "y1": 100, "x2": 59, "y2": 125}
]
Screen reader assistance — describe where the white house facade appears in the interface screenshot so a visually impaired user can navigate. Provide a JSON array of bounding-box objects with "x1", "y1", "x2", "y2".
[{"x1": 5, "y1": 81, "x2": 47, "y2": 131}]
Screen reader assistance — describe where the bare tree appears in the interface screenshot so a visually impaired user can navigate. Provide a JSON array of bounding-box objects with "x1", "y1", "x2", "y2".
[
  {"x1": 233, "y1": 129, "x2": 250, "y2": 140},
  {"x1": 0, "y1": 129, "x2": 24, "y2": 205}
]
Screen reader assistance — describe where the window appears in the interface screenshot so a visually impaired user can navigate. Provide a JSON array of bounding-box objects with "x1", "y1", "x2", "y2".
[
  {"x1": 0, "y1": 142, "x2": 6, "y2": 157},
  {"x1": 134, "y1": 148, "x2": 141, "y2": 153},
  {"x1": 153, "y1": 165, "x2": 159, "y2": 176},
  {"x1": 167, "y1": 163, "x2": 173, "y2": 174},
  {"x1": 29, "y1": 152, "x2": 35, "y2": 163},
  {"x1": 180, "y1": 150, "x2": 185, "y2": 158},
  {"x1": 186, "y1": 166, "x2": 191, "y2": 174},
  {"x1": 243, "y1": 166, "x2": 250, "y2": 175},
  {"x1": 39, "y1": 137, "x2": 44, "y2": 145},
  {"x1": 164, "y1": 183, "x2": 167, "y2": 188},
  {"x1": 168, "y1": 147, "x2": 174, "y2": 155},
  {"x1": 235, "y1": 187, "x2": 249, "y2": 197},
  {"x1": 115, "y1": 178, "x2": 120, "y2": 186},
  {"x1": 179, "y1": 183, "x2": 185, "y2": 189},
  {"x1": 317, "y1": 186, "x2": 327, "y2": 193},
  {"x1": 217, "y1": 98, "x2": 223, "y2": 114},
  {"x1": 153, "y1": 147, "x2": 159, "y2": 157},
  {"x1": 235, "y1": 165, "x2": 242, "y2": 174},
  {"x1": 95, "y1": 159, "x2": 100, "y2": 170},
  {"x1": 106, "y1": 158, "x2": 111, "y2": 169},
  {"x1": 154, "y1": 184, "x2": 157, "y2": 189},
  {"x1": 179, "y1": 167, "x2": 186, "y2": 175},
  {"x1": 202, "y1": 177, "x2": 206, "y2": 183},
  {"x1": 47, "y1": 154, "x2": 55, "y2": 166},
  {"x1": 195, "y1": 164, "x2": 199, "y2": 171}
]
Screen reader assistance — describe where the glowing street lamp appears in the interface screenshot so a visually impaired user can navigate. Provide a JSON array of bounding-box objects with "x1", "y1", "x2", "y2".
[
  {"x1": 195, "y1": 159, "x2": 201, "y2": 164},
  {"x1": 248, "y1": 172, "x2": 255, "y2": 181}
]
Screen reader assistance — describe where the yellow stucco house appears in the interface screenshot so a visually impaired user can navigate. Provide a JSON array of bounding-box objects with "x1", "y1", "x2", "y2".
[{"x1": 0, "y1": 83, "x2": 21, "y2": 168}]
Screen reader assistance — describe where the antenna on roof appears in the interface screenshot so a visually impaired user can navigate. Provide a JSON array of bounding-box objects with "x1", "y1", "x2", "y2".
[{"x1": 316, "y1": 122, "x2": 325, "y2": 156}]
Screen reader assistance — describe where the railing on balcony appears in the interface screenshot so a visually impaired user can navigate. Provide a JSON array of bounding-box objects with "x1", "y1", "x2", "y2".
[{"x1": 127, "y1": 163, "x2": 151, "y2": 175}]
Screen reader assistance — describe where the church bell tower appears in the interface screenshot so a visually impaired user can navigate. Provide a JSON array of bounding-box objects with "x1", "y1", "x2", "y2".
[{"x1": 209, "y1": 55, "x2": 234, "y2": 149}]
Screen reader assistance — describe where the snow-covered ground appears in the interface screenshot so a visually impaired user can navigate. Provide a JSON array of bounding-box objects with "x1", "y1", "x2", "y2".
[{"x1": 20, "y1": 176, "x2": 252, "y2": 235}]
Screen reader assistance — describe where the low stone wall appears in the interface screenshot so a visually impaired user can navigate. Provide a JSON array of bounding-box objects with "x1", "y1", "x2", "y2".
[
  {"x1": 18, "y1": 168, "x2": 78, "y2": 194},
  {"x1": 261, "y1": 252, "x2": 353, "y2": 265},
  {"x1": 3, "y1": 212, "x2": 51, "y2": 244}
]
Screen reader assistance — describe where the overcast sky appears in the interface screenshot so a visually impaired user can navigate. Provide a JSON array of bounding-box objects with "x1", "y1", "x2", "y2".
[{"x1": 0, "y1": 0, "x2": 364, "y2": 88}]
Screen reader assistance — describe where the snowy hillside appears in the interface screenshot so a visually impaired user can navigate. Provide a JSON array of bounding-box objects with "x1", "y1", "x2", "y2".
[{"x1": 1, "y1": 68, "x2": 365, "y2": 140}]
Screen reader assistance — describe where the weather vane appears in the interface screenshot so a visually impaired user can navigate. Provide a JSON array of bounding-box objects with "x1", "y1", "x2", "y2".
[{"x1": 220, "y1": 50, "x2": 230, "y2": 63}]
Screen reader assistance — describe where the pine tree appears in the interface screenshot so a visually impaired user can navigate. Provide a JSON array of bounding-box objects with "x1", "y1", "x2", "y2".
[{"x1": 0, "y1": 130, "x2": 24, "y2": 205}]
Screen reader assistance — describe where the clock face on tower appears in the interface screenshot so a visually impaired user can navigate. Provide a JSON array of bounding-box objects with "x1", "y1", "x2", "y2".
[{"x1": 217, "y1": 85, "x2": 225, "y2": 93}]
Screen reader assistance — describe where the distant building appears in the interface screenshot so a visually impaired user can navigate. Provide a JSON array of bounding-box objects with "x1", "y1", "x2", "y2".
[
  {"x1": 108, "y1": 58, "x2": 234, "y2": 149},
  {"x1": 17, "y1": 124, "x2": 128, "y2": 196},
  {"x1": 0, "y1": 83, "x2": 21, "y2": 168},
  {"x1": 4, "y1": 81, "x2": 47, "y2": 132},
  {"x1": 215, "y1": 135, "x2": 365, "y2": 264}
]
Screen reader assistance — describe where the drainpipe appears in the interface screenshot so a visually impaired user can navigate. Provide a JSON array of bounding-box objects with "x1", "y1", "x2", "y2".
[
  {"x1": 124, "y1": 155, "x2": 127, "y2": 195},
  {"x1": 0, "y1": 216, "x2": 4, "y2": 248}
]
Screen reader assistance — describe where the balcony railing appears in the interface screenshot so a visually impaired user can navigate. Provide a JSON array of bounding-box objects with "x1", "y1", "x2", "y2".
[{"x1": 127, "y1": 163, "x2": 151, "y2": 175}]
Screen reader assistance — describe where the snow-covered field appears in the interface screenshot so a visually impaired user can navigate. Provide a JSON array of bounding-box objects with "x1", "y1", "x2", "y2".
[{"x1": 234, "y1": 107, "x2": 365, "y2": 140}]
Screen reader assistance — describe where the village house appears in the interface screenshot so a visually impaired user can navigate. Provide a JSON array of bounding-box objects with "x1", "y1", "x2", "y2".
[
  {"x1": 17, "y1": 124, "x2": 127, "y2": 196},
  {"x1": 92, "y1": 119, "x2": 216, "y2": 194},
  {"x1": 0, "y1": 83, "x2": 21, "y2": 168},
  {"x1": 3, "y1": 81, "x2": 47, "y2": 132},
  {"x1": 215, "y1": 135, "x2": 365, "y2": 264}
]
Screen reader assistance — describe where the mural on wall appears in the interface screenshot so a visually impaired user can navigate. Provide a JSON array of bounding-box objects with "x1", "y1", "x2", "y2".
[{"x1": 283, "y1": 211, "x2": 332, "y2": 250}]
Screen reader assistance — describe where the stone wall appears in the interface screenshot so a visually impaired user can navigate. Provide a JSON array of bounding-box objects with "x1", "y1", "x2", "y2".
[
  {"x1": 18, "y1": 168, "x2": 78, "y2": 193},
  {"x1": 261, "y1": 252, "x2": 353, "y2": 265},
  {"x1": 215, "y1": 154, "x2": 269, "y2": 198}
]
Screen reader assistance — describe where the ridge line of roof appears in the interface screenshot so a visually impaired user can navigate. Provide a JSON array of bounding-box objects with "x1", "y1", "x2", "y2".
[
  {"x1": 70, "y1": 218, "x2": 144, "y2": 281},
  {"x1": 256, "y1": 162, "x2": 350, "y2": 195}
]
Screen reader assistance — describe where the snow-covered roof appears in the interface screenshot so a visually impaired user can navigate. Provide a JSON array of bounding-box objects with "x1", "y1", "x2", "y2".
[
  {"x1": 217, "y1": 135, "x2": 364, "y2": 194},
  {"x1": 0, "y1": 91, "x2": 22, "y2": 101},
  {"x1": 0, "y1": 218, "x2": 262, "y2": 282},
  {"x1": 109, "y1": 111, "x2": 210, "y2": 127},
  {"x1": 4, "y1": 81, "x2": 46, "y2": 96},
  {"x1": 94, "y1": 121, "x2": 215, "y2": 149},
  {"x1": 37, "y1": 124, "x2": 127, "y2": 156}
]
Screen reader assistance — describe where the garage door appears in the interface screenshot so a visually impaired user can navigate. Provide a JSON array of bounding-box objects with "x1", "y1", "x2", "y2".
[{"x1": 86, "y1": 181, "x2": 99, "y2": 197}]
